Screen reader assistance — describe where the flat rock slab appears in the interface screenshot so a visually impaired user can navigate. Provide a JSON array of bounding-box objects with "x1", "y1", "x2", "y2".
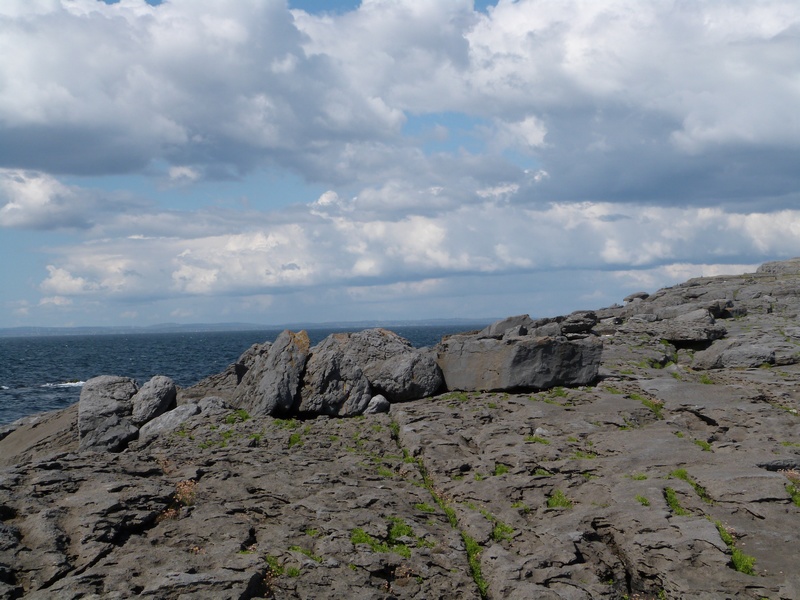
[{"x1": 436, "y1": 335, "x2": 602, "y2": 391}]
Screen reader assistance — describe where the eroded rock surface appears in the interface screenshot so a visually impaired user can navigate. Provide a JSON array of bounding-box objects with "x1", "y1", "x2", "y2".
[{"x1": 1, "y1": 260, "x2": 799, "y2": 599}]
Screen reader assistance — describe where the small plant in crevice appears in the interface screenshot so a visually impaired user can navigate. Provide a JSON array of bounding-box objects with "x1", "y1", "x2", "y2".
[
  {"x1": 238, "y1": 543, "x2": 258, "y2": 555},
  {"x1": 158, "y1": 479, "x2": 198, "y2": 522},
  {"x1": 669, "y1": 468, "x2": 713, "y2": 504},
  {"x1": 663, "y1": 487, "x2": 690, "y2": 516},
  {"x1": 265, "y1": 554, "x2": 284, "y2": 577},
  {"x1": 571, "y1": 449, "x2": 598, "y2": 460},
  {"x1": 630, "y1": 393, "x2": 664, "y2": 419},
  {"x1": 224, "y1": 408, "x2": 251, "y2": 424},
  {"x1": 175, "y1": 479, "x2": 197, "y2": 506},
  {"x1": 349, "y1": 516, "x2": 431, "y2": 559},
  {"x1": 635, "y1": 495, "x2": 650, "y2": 507},
  {"x1": 478, "y1": 508, "x2": 515, "y2": 542},
  {"x1": 273, "y1": 417, "x2": 301, "y2": 430},
  {"x1": 525, "y1": 435, "x2": 550, "y2": 444},
  {"x1": 511, "y1": 501, "x2": 531, "y2": 515},
  {"x1": 462, "y1": 532, "x2": 488, "y2": 598},
  {"x1": 693, "y1": 439, "x2": 713, "y2": 452},
  {"x1": 547, "y1": 489, "x2": 573, "y2": 509},
  {"x1": 712, "y1": 519, "x2": 756, "y2": 575},
  {"x1": 444, "y1": 391, "x2": 470, "y2": 403},
  {"x1": 781, "y1": 469, "x2": 800, "y2": 507},
  {"x1": 289, "y1": 545, "x2": 322, "y2": 563},
  {"x1": 493, "y1": 463, "x2": 510, "y2": 476},
  {"x1": 376, "y1": 466, "x2": 394, "y2": 478}
]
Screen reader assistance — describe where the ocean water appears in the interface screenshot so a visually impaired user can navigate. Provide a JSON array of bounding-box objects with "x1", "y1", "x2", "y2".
[{"x1": 0, "y1": 325, "x2": 479, "y2": 426}]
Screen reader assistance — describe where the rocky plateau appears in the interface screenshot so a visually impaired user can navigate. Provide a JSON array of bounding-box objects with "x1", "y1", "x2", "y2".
[{"x1": 1, "y1": 259, "x2": 800, "y2": 599}]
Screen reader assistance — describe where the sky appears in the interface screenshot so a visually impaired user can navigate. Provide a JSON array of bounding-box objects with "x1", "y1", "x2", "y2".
[{"x1": 1, "y1": 0, "x2": 799, "y2": 328}]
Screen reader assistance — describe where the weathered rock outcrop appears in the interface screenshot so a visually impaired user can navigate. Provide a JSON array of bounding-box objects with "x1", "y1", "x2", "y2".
[
  {"x1": 436, "y1": 334, "x2": 602, "y2": 391},
  {"x1": 131, "y1": 375, "x2": 177, "y2": 426},
  {"x1": 298, "y1": 333, "x2": 373, "y2": 416},
  {"x1": 2, "y1": 259, "x2": 800, "y2": 599},
  {"x1": 340, "y1": 328, "x2": 443, "y2": 402},
  {"x1": 235, "y1": 329, "x2": 310, "y2": 416},
  {"x1": 78, "y1": 375, "x2": 139, "y2": 451}
]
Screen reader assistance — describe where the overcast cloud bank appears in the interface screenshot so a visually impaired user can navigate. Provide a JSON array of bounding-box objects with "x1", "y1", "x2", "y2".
[{"x1": 1, "y1": 0, "x2": 799, "y2": 327}]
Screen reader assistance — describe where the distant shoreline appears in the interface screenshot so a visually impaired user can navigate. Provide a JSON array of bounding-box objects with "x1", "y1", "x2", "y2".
[{"x1": 0, "y1": 318, "x2": 497, "y2": 338}]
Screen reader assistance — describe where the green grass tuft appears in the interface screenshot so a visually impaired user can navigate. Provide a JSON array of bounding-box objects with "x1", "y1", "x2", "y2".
[
  {"x1": 786, "y1": 483, "x2": 800, "y2": 507},
  {"x1": 669, "y1": 469, "x2": 713, "y2": 503},
  {"x1": 224, "y1": 408, "x2": 250, "y2": 424},
  {"x1": 524, "y1": 435, "x2": 550, "y2": 444},
  {"x1": 462, "y1": 533, "x2": 488, "y2": 598},
  {"x1": 731, "y1": 548, "x2": 756, "y2": 575},
  {"x1": 693, "y1": 439, "x2": 713, "y2": 452},
  {"x1": 664, "y1": 487, "x2": 690, "y2": 516},
  {"x1": 289, "y1": 545, "x2": 322, "y2": 563},
  {"x1": 713, "y1": 519, "x2": 756, "y2": 575},
  {"x1": 571, "y1": 450, "x2": 597, "y2": 460},
  {"x1": 547, "y1": 489, "x2": 573, "y2": 509}
]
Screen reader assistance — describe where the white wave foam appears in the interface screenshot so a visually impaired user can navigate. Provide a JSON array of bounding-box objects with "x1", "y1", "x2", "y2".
[{"x1": 41, "y1": 381, "x2": 85, "y2": 388}]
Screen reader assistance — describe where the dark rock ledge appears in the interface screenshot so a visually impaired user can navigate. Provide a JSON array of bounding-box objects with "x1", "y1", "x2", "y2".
[{"x1": 1, "y1": 259, "x2": 799, "y2": 599}]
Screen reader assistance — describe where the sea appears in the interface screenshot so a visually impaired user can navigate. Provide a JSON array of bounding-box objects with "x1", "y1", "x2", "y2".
[{"x1": 0, "y1": 325, "x2": 482, "y2": 426}]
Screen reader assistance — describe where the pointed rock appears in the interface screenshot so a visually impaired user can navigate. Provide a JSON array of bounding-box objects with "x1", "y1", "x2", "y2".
[{"x1": 235, "y1": 330, "x2": 310, "y2": 416}]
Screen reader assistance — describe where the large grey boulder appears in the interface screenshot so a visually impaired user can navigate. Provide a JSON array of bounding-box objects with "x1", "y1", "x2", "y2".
[
  {"x1": 138, "y1": 403, "x2": 201, "y2": 441},
  {"x1": 560, "y1": 310, "x2": 598, "y2": 338},
  {"x1": 339, "y1": 328, "x2": 443, "y2": 402},
  {"x1": 235, "y1": 330, "x2": 310, "y2": 416},
  {"x1": 299, "y1": 334, "x2": 372, "y2": 416},
  {"x1": 131, "y1": 375, "x2": 176, "y2": 426},
  {"x1": 364, "y1": 394, "x2": 391, "y2": 414},
  {"x1": 692, "y1": 339, "x2": 776, "y2": 370},
  {"x1": 660, "y1": 309, "x2": 727, "y2": 342},
  {"x1": 436, "y1": 335, "x2": 602, "y2": 392},
  {"x1": 78, "y1": 375, "x2": 139, "y2": 452}
]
